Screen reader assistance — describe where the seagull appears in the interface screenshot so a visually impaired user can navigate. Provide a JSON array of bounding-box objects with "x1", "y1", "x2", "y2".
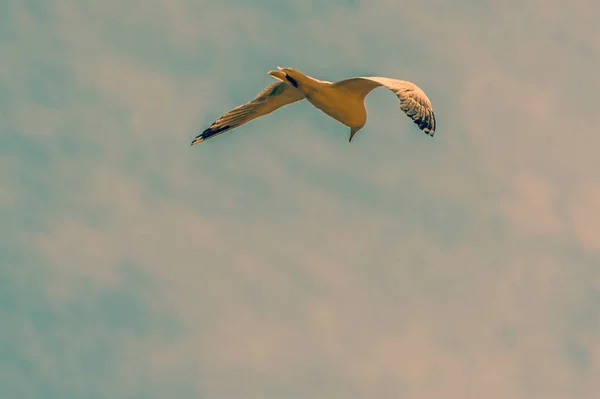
[{"x1": 191, "y1": 66, "x2": 436, "y2": 145}]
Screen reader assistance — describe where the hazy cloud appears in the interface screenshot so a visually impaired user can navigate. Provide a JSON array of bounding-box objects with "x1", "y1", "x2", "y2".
[{"x1": 2, "y1": 0, "x2": 599, "y2": 398}]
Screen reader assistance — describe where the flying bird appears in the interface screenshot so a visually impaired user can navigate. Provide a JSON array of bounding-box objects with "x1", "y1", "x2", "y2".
[{"x1": 191, "y1": 66, "x2": 436, "y2": 145}]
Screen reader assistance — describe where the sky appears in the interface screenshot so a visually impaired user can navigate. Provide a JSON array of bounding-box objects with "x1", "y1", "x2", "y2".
[{"x1": 1, "y1": 0, "x2": 600, "y2": 397}]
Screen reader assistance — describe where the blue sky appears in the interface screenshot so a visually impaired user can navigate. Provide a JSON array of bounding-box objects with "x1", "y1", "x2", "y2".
[{"x1": 2, "y1": 0, "x2": 599, "y2": 397}]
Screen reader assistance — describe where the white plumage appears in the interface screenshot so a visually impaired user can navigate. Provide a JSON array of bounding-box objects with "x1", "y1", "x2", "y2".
[{"x1": 191, "y1": 67, "x2": 436, "y2": 145}]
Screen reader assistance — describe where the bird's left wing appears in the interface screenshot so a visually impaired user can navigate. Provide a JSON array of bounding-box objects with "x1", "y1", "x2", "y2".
[
  {"x1": 191, "y1": 81, "x2": 305, "y2": 145},
  {"x1": 332, "y1": 76, "x2": 436, "y2": 137}
]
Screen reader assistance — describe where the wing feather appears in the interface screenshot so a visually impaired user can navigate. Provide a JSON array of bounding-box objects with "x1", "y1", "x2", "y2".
[
  {"x1": 191, "y1": 81, "x2": 305, "y2": 145},
  {"x1": 332, "y1": 76, "x2": 436, "y2": 137}
]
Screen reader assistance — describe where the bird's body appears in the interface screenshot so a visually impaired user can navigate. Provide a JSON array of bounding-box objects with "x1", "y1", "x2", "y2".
[{"x1": 191, "y1": 67, "x2": 436, "y2": 145}]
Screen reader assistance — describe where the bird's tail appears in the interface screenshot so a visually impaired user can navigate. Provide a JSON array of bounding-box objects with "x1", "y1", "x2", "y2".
[
  {"x1": 269, "y1": 66, "x2": 317, "y2": 92},
  {"x1": 267, "y1": 70, "x2": 286, "y2": 82}
]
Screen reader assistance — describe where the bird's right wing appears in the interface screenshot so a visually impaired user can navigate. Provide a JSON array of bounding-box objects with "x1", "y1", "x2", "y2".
[
  {"x1": 191, "y1": 81, "x2": 305, "y2": 145},
  {"x1": 332, "y1": 76, "x2": 436, "y2": 137}
]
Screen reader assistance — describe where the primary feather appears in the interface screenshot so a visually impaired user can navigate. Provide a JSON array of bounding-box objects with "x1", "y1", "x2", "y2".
[{"x1": 190, "y1": 80, "x2": 304, "y2": 145}]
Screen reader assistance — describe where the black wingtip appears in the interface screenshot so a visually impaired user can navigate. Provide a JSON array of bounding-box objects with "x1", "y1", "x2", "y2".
[
  {"x1": 285, "y1": 74, "x2": 299, "y2": 88},
  {"x1": 190, "y1": 124, "x2": 232, "y2": 146}
]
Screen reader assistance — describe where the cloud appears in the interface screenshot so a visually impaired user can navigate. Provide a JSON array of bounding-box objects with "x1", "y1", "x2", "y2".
[
  {"x1": 569, "y1": 184, "x2": 600, "y2": 252},
  {"x1": 2, "y1": 0, "x2": 600, "y2": 398},
  {"x1": 500, "y1": 172, "x2": 561, "y2": 238}
]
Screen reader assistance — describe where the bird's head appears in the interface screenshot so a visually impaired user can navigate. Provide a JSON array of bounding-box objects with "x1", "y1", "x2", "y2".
[{"x1": 349, "y1": 125, "x2": 364, "y2": 143}]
